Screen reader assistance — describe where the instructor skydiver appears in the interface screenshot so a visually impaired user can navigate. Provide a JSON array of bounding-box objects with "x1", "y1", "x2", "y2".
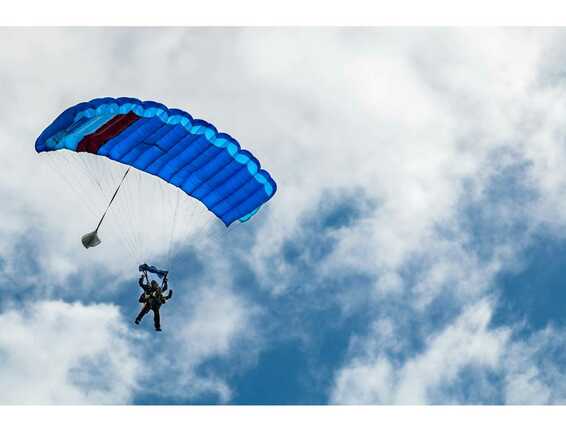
[{"x1": 135, "y1": 270, "x2": 172, "y2": 332}]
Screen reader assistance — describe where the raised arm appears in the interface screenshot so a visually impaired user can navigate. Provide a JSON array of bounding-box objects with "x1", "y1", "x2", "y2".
[{"x1": 139, "y1": 275, "x2": 150, "y2": 291}]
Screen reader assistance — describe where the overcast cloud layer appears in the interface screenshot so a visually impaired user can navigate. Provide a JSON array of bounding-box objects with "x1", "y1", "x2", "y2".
[{"x1": 2, "y1": 28, "x2": 566, "y2": 404}]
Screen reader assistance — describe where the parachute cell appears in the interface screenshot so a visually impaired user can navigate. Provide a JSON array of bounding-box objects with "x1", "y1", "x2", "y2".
[{"x1": 35, "y1": 97, "x2": 277, "y2": 226}]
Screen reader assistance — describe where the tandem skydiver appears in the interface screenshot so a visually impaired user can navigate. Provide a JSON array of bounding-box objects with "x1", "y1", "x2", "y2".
[{"x1": 135, "y1": 265, "x2": 173, "y2": 332}]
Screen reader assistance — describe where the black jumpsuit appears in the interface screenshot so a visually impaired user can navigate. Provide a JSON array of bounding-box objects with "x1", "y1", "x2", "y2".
[{"x1": 135, "y1": 277, "x2": 172, "y2": 330}]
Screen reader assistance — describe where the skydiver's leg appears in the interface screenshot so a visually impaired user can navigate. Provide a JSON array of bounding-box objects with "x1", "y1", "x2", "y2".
[
  {"x1": 153, "y1": 307, "x2": 161, "y2": 331},
  {"x1": 135, "y1": 303, "x2": 151, "y2": 324}
]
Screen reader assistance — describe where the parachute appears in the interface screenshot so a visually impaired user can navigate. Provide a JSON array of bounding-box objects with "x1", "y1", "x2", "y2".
[{"x1": 35, "y1": 97, "x2": 277, "y2": 267}]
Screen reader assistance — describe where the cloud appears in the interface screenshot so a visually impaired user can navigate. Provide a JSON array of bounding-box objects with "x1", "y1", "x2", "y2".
[
  {"x1": 0, "y1": 300, "x2": 143, "y2": 404},
  {"x1": 330, "y1": 299, "x2": 510, "y2": 404},
  {"x1": 503, "y1": 326, "x2": 566, "y2": 404},
  {"x1": 131, "y1": 281, "x2": 262, "y2": 403},
  {"x1": 331, "y1": 296, "x2": 566, "y2": 405},
  {"x1": 231, "y1": 29, "x2": 547, "y2": 325}
]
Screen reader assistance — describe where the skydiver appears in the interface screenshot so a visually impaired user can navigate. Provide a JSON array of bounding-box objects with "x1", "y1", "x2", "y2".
[{"x1": 134, "y1": 271, "x2": 173, "y2": 332}]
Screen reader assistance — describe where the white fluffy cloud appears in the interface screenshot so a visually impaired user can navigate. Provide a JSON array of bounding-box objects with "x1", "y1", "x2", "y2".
[
  {"x1": 332, "y1": 300, "x2": 566, "y2": 404},
  {"x1": 0, "y1": 301, "x2": 142, "y2": 404},
  {"x1": 503, "y1": 326, "x2": 566, "y2": 404},
  {"x1": 239, "y1": 28, "x2": 545, "y2": 299},
  {"x1": 161, "y1": 284, "x2": 260, "y2": 402},
  {"x1": 331, "y1": 300, "x2": 510, "y2": 404}
]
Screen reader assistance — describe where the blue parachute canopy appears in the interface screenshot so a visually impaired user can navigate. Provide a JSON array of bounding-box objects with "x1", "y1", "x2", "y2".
[{"x1": 35, "y1": 97, "x2": 277, "y2": 226}]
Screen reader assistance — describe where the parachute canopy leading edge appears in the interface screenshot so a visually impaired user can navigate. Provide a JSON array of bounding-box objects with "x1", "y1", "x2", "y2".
[{"x1": 35, "y1": 97, "x2": 277, "y2": 226}]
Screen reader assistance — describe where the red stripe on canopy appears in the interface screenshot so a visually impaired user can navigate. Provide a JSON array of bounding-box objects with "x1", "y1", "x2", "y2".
[{"x1": 77, "y1": 112, "x2": 140, "y2": 154}]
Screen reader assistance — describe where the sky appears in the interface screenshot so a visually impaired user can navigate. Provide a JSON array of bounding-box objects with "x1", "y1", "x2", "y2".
[{"x1": 2, "y1": 27, "x2": 566, "y2": 404}]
